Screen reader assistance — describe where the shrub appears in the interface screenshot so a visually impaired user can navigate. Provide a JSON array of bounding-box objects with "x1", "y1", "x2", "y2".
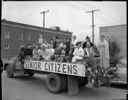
[{"x1": 108, "y1": 39, "x2": 120, "y2": 67}]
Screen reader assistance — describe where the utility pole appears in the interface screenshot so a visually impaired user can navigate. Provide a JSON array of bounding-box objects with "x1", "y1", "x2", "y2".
[
  {"x1": 86, "y1": 9, "x2": 99, "y2": 44},
  {"x1": 40, "y1": 10, "x2": 49, "y2": 28}
]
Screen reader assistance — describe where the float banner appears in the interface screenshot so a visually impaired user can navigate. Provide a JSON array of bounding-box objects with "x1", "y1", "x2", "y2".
[{"x1": 24, "y1": 60, "x2": 85, "y2": 77}]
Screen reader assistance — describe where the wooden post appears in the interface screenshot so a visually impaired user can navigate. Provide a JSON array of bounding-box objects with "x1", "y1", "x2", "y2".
[{"x1": 68, "y1": 75, "x2": 79, "y2": 96}]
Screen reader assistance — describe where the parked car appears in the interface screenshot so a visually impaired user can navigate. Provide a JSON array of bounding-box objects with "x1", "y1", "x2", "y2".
[{"x1": 110, "y1": 57, "x2": 127, "y2": 85}]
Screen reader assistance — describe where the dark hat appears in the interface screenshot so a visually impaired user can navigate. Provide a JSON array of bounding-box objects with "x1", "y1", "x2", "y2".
[
  {"x1": 86, "y1": 36, "x2": 90, "y2": 39},
  {"x1": 76, "y1": 42, "x2": 81, "y2": 45}
]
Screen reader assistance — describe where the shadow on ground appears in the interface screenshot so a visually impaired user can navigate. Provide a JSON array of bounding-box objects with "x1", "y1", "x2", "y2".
[{"x1": 110, "y1": 84, "x2": 127, "y2": 90}]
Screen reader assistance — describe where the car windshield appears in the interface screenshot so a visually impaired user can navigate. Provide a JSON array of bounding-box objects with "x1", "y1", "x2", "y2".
[{"x1": 118, "y1": 57, "x2": 127, "y2": 68}]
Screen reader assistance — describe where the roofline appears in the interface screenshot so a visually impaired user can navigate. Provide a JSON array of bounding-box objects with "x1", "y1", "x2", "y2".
[
  {"x1": 1, "y1": 19, "x2": 73, "y2": 35},
  {"x1": 100, "y1": 24, "x2": 127, "y2": 28}
]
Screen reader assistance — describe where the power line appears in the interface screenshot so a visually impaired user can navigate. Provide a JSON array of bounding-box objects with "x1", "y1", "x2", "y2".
[
  {"x1": 72, "y1": 2, "x2": 120, "y2": 24},
  {"x1": 76, "y1": 3, "x2": 122, "y2": 25},
  {"x1": 95, "y1": 13, "x2": 117, "y2": 25},
  {"x1": 62, "y1": 2, "x2": 85, "y2": 11},
  {"x1": 59, "y1": 1, "x2": 87, "y2": 11},
  {"x1": 59, "y1": 2, "x2": 123, "y2": 29},
  {"x1": 65, "y1": 2, "x2": 90, "y2": 10},
  {"x1": 64, "y1": 2, "x2": 89, "y2": 11},
  {"x1": 59, "y1": 2, "x2": 114, "y2": 31},
  {"x1": 64, "y1": 2, "x2": 114, "y2": 25}
]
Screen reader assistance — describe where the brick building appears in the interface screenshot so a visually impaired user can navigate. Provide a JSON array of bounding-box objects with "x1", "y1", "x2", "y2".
[
  {"x1": 100, "y1": 24, "x2": 127, "y2": 63},
  {"x1": 1, "y1": 19, "x2": 72, "y2": 59}
]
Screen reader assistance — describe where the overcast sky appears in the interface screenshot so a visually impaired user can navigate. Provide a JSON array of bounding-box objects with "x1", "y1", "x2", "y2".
[{"x1": 2, "y1": 1, "x2": 126, "y2": 44}]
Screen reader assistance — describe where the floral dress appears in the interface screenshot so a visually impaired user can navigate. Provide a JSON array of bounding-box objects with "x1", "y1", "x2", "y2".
[{"x1": 98, "y1": 40, "x2": 110, "y2": 69}]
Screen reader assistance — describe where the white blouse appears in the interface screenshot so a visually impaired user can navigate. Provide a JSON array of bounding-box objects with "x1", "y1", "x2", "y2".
[{"x1": 73, "y1": 47, "x2": 84, "y2": 57}]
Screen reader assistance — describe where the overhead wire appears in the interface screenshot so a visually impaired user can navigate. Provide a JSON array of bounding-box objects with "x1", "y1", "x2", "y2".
[
  {"x1": 61, "y1": 1, "x2": 122, "y2": 25},
  {"x1": 60, "y1": 2, "x2": 86, "y2": 11},
  {"x1": 73, "y1": 2, "x2": 122, "y2": 25}
]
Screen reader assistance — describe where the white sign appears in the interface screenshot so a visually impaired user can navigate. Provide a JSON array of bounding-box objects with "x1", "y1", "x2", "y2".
[{"x1": 24, "y1": 60, "x2": 85, "y2": 77}]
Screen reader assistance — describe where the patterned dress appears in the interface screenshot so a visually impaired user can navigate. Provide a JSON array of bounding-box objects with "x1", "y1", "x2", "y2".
[{"x1": 98, "y1": 40, "x2": 110, "y2": 69}]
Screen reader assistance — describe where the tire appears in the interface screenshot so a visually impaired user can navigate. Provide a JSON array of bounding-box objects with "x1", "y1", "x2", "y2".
[
  {"x1": 78, "y1": 77, "x2": 88, "y2": 88},
  {"x1": 6, "y1": 64, "x2": 14, "y2": 78},
  {"x1": 46, "y1": 73, "x2": 63, "y2": 93}
]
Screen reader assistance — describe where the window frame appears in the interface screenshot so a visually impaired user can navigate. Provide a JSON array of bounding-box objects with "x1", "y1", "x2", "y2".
[
  {"x1": 5, "y1": 31, "x2": 10, "y2": 39},
  {"x1": 4, "y1": 43, "x2": 10, "y2": 49},
  {"x1": 28, "y1": 34, "x2": 31, "y2": 41},
  {"x1": 20, "y1": 33, "x2": 24, "y2": 40}
]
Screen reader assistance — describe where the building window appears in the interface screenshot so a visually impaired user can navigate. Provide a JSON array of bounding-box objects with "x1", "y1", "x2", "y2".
[
  {"x1": 5, "y1": 31, "x2": 10, "y2": 39},
  {"x1": 4, "y1": 43, "x2": 10, "y2": 49},
  {"x1": 20, "y1": 33, "x2": 23, "y2": 40},
  {"x1": 28, "y1": 34, "x2": 31, "y2": 41}
]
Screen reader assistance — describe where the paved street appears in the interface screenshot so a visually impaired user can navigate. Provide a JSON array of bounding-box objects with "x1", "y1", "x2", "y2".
[{"x1": 2, "y1": 71, "x2": 126, "y2": 100}]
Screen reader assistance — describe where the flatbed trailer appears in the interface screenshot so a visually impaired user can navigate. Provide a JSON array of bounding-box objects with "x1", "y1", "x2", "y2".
[
  {"x1": 24, "y1": 60, "x2": 87, "y2": 95},
  {"x1": 4, "y1": 57, "x2": 92, "y2": 96},
  {"x1": 3, "y1": 54, "x2": 120, "y2": 96}
]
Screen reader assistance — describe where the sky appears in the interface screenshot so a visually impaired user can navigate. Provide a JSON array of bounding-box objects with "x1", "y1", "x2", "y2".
[{"x1": 2, "y1": 1, "x2": 126, "y2": 44}]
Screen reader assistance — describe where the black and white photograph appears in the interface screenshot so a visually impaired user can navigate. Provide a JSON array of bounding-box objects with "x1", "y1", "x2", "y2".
[{"x1": 1, "y1": 1, "x2": 127, "y2": 100}]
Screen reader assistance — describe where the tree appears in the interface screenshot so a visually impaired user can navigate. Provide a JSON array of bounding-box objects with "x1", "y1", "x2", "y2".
[{"x1": 108, "y1": 39, "x2": 120, "y2": 67}]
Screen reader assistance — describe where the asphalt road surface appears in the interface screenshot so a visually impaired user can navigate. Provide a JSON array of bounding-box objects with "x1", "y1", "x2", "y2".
[{"x1": 2, "y1": 71, "x2": 126, "y2": 100}]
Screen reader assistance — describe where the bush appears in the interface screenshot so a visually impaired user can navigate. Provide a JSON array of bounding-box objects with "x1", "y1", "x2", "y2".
[{"x1": 108, "y1": 39, "x2": 120, "y2": 67}]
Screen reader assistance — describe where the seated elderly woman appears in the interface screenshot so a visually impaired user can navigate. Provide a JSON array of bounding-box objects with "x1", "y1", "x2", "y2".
[
  {"x1": 84, "y1": 41, "x2": 95, "y2": 58},
  {"x1": 32, "y1": 44, "x2": 40, "y2": 60},
  {"x1": 83, "y1": 42, "x2": 101, "y2": 66},
  {"x1": 72, "y1": 42, "x2": 84, "y2": 63},
  {"x1": 45, "y1": 44, "x2": 55, "y2": 61},
  {"x1": 54, "y1": 41, "x2": 62, "y2": 62},
  {"x1": 84, "y1": 42, "x2": 100, "y2": 58},
  {"x1": 60, "y1": 43, "x2": 67, "y2": 62},
  {"x1": 38, "y1": 44, "x2": 46, "y2": 60}
]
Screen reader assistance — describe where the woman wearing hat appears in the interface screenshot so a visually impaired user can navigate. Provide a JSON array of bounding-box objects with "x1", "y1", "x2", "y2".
[
  {"x1": 72, "y1": 42, "x2": 84, "y2": 63},
  {"x1": 83, "y1": 36, "x2": 93, "y2": 49},
  {"x1": 84, "y1": 42, "x2": 95, "y2": 57}
]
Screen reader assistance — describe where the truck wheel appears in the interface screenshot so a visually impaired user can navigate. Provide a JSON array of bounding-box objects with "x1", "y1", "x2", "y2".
[
  {"x1": 46, "y1": 73, "x2": 63, "y2": 93},
  {"x1": 6, "y1": 64, "x2": 14, "y2": 78},
  {"x1": 78, "y1": 77, "x2": 88, "y2": 88}
]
